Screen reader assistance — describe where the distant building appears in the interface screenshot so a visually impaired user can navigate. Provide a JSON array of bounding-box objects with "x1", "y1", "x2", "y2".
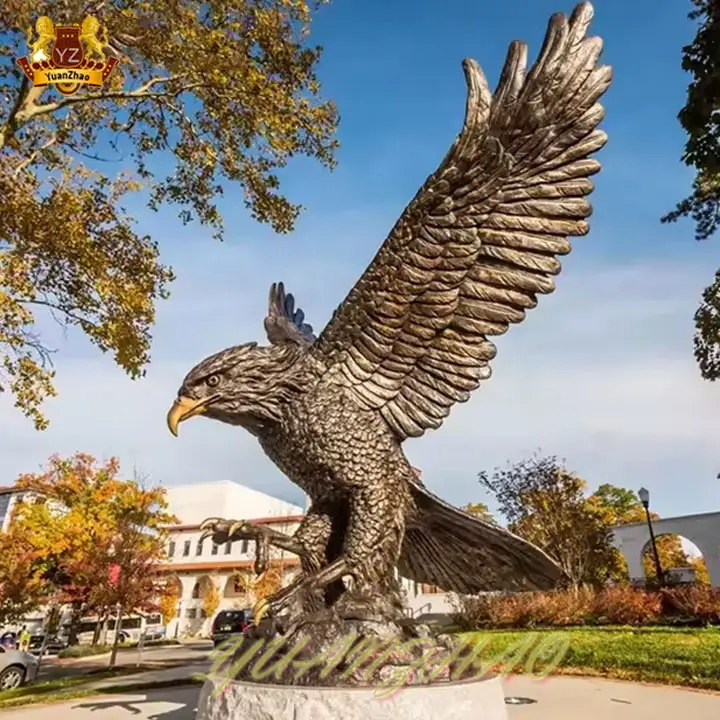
[
  {"x1": 157, "y1": 478, "x2": 444, "y2": 636},
  {"x1": 0, "y1": 485, "x2": 28, "y2": 533},
  {"x1": 158, "y1": 480, "x2": 305, "y2": 637},
  {"x1": 1, "y1": 476, "x2": 447, "y2": 636}
]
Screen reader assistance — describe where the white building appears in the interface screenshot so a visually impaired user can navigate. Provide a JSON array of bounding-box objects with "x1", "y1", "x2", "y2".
[
  {"x1": 158, "y1": 481, "x2": 305, "y2": 637},
  {"x1": 158, "y1": 479, "x2": 448, "y2": 636},
  {"x1": 0, "y1": 485, "x2": 25, "y2": 533},
  {"x1": 1, "y1": 477, "x2": 448, "y2": 636}
]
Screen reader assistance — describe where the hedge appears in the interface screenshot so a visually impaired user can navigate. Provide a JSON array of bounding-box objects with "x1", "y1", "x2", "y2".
[{"x1": 452, "y1": 584, "x2": 720, "y2": 630}]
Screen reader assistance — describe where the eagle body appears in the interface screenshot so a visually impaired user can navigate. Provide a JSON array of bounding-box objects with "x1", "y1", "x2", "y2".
[{"x1": 168, "y1": 3, "x2": 611, "y2": 620}]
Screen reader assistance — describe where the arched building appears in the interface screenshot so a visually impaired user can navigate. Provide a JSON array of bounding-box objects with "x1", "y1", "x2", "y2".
[
  {"x1": 611, "y1": 510, "x2": 720, "y2": 586},
  {"x1": 159, "y1": 479, "x2": 443, "y2": 637}
]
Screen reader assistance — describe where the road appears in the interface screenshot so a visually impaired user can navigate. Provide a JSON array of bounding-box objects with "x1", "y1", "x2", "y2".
[
  {"x1": 4, "y1": 675, "x2": 720, "y2": 719},
  {"x1": 37, "y1": 642, "x2": 213, "y2": 681}
]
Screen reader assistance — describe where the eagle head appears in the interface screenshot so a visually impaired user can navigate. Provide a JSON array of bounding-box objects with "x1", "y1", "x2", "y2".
[{"x1": 166, "y1": 341, "x2": 305, "y2": 436}]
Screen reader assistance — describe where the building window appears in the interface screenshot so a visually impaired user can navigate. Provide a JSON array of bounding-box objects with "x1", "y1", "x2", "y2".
[
  {"x1": 240, "y1": 539, "x2": 249, "y2": 554},
  {"x1": 185, "y1": 608, "x2": 197, "y2": 619},
  {"x1": 233, "y1": 577, "x2": 245, "y2": 594},
  {"x1": 183, "y1": 540, "x2": 191, "y2": 557},
  {"x1": 211, "y1": 543, "x2": 218, "y2": 556},
  {"x1": 0, "y1": 494, "x2": 11, "y2": 528},
  {"x1": 225, "y1": 541, "x2": 232, "y2": 555},
  {"x1": 191, "y1": 582, "x2": 200, "y2": 599},
  {"x1": 200, "y1": 608, "x2": 207, "y2": 619},
  {"x1": 167, "y1": 541, "x2": 176, "y2": 558},
  {"x1": 196, "y1": 539, "x2": 204, "y2": 556}
]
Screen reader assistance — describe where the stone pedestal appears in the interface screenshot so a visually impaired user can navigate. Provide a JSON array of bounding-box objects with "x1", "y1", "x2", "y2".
[{"x1": 195, "y1": 673, "x2": 508, "y2": 720}]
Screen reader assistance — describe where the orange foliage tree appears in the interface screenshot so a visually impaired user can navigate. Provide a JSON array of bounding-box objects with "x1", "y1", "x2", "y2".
[
  {"x1": 250, "y1": 562, "x2": 285, "y2": 602},
  {"x1": 158, "y1": 581, "x2": 181, "y2": 626},
  {"x1": 0, "y1": 529, "x2": 52, "y2": 626},
  {"x1": 201, "y1": 577, "x2": 221, "y2": 620},
  {"x1": 7, "y1": 453, "x2": 176, "y2": 654}
]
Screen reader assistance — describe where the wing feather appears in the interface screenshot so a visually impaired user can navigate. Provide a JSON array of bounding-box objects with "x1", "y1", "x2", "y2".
[
  {"x1": 263, "y1": 282, "x2": 316, "y2": 346},
  {"x1": 312, "y1": 3, "x2": 611, "y2": 440}
]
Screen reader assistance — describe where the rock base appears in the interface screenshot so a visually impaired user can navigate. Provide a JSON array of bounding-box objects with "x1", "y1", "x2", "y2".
[{"x1": 195, "y1": 673, "x2": 508, "y2": 720}]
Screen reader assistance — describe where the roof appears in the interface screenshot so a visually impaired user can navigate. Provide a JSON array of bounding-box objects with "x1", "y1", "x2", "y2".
[{"x1": 0, "y1": 486, "x2": 20, "y2": 496}]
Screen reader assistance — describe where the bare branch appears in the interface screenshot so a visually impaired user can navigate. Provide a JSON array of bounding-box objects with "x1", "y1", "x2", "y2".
[
  {"x1": 15, "y1": 76, "x2": 202, "y2": 124},
  {"x1": 13, "y1": 135, "x2": 57, "y2": 176},
  {"x1": 17, "y1": 298, "x2": 102, "y2": 333}
]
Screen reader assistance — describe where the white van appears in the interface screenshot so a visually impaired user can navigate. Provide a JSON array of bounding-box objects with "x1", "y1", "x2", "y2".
[{"x1": 76, "y1": 613, "x2": 165, "y2": 645}]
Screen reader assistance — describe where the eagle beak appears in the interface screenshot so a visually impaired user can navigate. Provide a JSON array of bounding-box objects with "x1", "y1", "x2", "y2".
[{"x1": 166, "y1": 395, "x2": 211, "y2": 437}]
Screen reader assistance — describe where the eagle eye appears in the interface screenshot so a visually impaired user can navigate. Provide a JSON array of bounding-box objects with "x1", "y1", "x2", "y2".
[{"x1": 206, "y1": 374, "x2": 220, "y2": 388}]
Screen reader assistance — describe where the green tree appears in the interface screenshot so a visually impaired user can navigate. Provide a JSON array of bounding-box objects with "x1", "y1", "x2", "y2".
[
  {"x1": 0, "y1": 1, "x2": 338, "y2": 428},
  {"x1": 662, "y1": 0, "x2": 720, "y2": 379},
  {"x1": 478, "y1": 454, "x2": 612, "y2": 587}
]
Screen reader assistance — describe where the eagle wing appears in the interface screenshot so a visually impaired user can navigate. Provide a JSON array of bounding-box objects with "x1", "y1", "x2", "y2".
[
  {"x1": 263, "y1": 281, "x2": 316, "y2": 346},
  {"x1": 311, "y1": 3, "x2": 612, "y2": 440}
]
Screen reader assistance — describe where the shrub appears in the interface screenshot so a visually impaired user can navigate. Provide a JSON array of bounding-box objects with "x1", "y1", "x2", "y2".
[
  {"x1": 450, "y1": 594, "x2": 507, "y2": 630},
  {"x1": 661, "y1": 586, "x2": 720, "y2": 625},
  {"x1": 57, "y1": 644, "x2": 112, "y2": 658},
  {"x1": 591, "y1": 586, "x2": 662, "y2": 626},
  {"x1": 452, "y1": 587, "x2": 595, "y2": 630}
]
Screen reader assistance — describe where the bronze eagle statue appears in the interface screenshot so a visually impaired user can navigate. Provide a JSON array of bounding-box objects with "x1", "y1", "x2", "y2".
[{"x1": 167, "y1": 2, "x2": 611, "y2": 626}]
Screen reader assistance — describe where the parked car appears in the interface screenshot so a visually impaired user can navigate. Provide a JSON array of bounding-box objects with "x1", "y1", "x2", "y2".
[
  {"x1": 28, "y1": 631, "x2": 70, "y2": 655},
  {"x1": 210, "y1": 609, "x2": 253, "y2": 647},
  {"x1": 0, "y1": 647, "x2": 39, "y2": 690}
]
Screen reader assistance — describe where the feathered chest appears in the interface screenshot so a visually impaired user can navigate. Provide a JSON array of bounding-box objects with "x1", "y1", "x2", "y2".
[{"x1": 257, "y1": 379, "x2": 395, "y2": 496}]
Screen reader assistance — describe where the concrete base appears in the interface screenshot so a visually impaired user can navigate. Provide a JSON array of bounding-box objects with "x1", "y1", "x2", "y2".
[{"x1": 196, "y1": 673, "x2": 508, "y2": 720}]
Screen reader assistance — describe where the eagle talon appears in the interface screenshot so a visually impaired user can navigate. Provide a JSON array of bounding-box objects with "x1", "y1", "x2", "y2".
[{"x1": 228, "y1": 520, "x2": 252, "y2": 538}]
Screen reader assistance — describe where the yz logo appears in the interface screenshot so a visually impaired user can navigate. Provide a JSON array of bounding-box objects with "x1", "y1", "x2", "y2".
[{"x1": 55, "y1": 47, "x2": 80, "y2": 64}]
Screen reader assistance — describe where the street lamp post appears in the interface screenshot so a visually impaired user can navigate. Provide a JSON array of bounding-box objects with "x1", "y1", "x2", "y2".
[{"x1": 639, "y1": 487, "x2": 664, "y2": 587}]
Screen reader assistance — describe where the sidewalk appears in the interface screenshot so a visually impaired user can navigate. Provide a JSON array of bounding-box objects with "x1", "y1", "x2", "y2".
[{"x1": 81, "y1": 662, "x2": 210, "y2": 691}]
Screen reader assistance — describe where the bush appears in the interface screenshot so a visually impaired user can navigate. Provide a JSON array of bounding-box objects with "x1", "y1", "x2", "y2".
[
  {"x1": 57, "y1": 644, "x2": 112, "y2": 658},
  {"x1": 144, "y1": 638, "x2": 180, "y2": 647},
  {"x1": 661, "y1": 586, "x2": 720, "y2": 625},
  {"x1": 591, "y1": 586, "x2": 662, "y2": 625},
  {"x1": 451, "y1": 585, "x2": 720, "y2": 630}
]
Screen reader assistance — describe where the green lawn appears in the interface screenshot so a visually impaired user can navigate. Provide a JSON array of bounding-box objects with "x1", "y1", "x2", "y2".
[{"x1": 459, "y1": 626, "x2": 720, "y2": 690}]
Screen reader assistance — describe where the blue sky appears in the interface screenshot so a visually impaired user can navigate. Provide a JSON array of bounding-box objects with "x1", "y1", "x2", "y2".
[{"x1": 3, "y1": 0, "x2": 720, "y2": 525}]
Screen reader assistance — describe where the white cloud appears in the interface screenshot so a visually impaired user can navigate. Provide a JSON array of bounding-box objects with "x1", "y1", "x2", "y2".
[{"x1": 1, "y1": 243, "x2": 719, "y2": 524}]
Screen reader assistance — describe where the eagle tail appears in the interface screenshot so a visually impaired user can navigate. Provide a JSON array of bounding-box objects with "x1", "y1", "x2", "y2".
[{"x1": 398, "y1": 482, "x2": 566, "y2": 594}]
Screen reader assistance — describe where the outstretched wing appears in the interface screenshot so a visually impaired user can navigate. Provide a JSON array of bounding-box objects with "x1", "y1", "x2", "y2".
[
  {"x1": 400, "y1": 481, "x2": 566, "y2": 593},
  {"x1": 311, "y1": 3, "x2": 611, "y2": 440},
  {"x1": 263, "y1": 281, "x2": 316, "y2": 346}
]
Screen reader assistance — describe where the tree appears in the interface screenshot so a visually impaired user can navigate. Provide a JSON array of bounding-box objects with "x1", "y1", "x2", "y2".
[
  {"x1": 661, "y1": 0, "x2": 720, "y2": 380},
  {"x1": 246, "y1": 561, "x2": 284, "y2": 602},
  {"x1": 9, "y1": 453, "x2": 177, "y2": 652},
  {"x1": 478, "y1": 454, "x2": 614, "y2": 587},
  {"x1": 158, "y1": 581, "x2": 180, "y2": 626},
  {"x1": 463, "y1": 502, "x2": 496, "y2": 524},
  {"x1": 0, "y1": 1, "x2": 338, "y2": 428},
  {"x1": 0, "y1": 528, "x2": 52, "y2": 626},
  {"x1": 201, "y1": 577, "x2": 221, "y2": 621}
]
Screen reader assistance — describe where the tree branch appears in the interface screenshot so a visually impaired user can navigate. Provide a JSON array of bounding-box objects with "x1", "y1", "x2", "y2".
[
  {"x1": 15, "y1": 76, "x2": 202, "y2": 124},
  {"x1": 13, "y1": 135, "x2": 57, "y2": 176}
]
